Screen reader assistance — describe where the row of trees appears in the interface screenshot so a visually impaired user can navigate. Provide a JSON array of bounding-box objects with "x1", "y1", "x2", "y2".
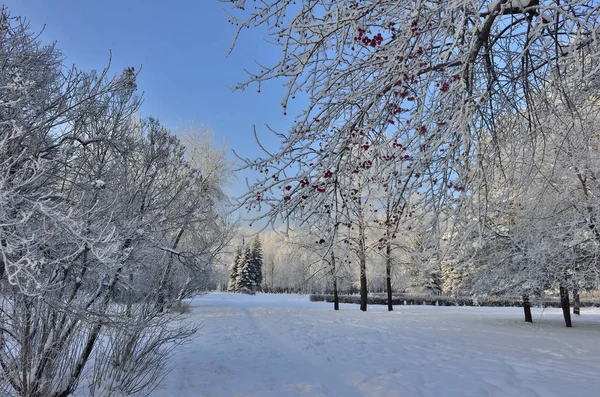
[
  {"x1": 0, "y1": 10, "x2": 232, "y2": 397},
  {"x1": 227, "y1": 237, "x2": 263, "y2": 292},
  {"x1": 255, "y1": 226, "x2": 443, "y2": 297},
  {"x1": 222, "y1": 0, "x2": 600, "y2": 326}
]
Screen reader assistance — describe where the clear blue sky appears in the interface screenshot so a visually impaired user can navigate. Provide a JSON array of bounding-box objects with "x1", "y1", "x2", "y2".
[{"x1": 3, "y1": 0, "x2": 300, "y2": 202}]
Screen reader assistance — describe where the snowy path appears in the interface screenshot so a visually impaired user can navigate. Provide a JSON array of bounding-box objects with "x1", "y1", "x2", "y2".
[{"x1": 153, "y1": 294, "x2": 600, "y2": 397}]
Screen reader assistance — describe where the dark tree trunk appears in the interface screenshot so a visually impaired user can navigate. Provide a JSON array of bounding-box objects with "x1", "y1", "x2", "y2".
[
  {"x1": 522, "y1": 295, "x2": 532, "y2": 323},
  {"x1": 331, "y1": 251, "x2": 339, "y2": 311},
  {"x1": 0, "y1": 238, "x2": 6, "y2": 281},
  {"x1": 333, "y1": 277, "x2": 339, "y2": 311},
  {"x1": 359, "y1": 252, "x2": 367, "y2": 312},
  {"x1": 126, "y1": 272, "x2": 134, "y2": 317},
  {"x1": 385, "y1": 243, "x2": 393, "y2": 311},
  {"x1": 560, "y1": 286, "x2": 572, "y2": 327},
  {"x1": 573, "y1": 289, "x2": 580, "y2": 315}
]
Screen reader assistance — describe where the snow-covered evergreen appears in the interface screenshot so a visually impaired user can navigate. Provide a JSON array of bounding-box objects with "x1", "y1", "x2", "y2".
[{"x1": 228, "y1": 238, "x2": 264, "y2": 293}]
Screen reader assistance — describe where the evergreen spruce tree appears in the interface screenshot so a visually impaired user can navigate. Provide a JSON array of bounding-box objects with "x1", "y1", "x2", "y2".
[
  {"x1": 228, "y1": 246, "x2": 243, "y2": 292},
  {"x1": 237, "y1": 245, "x2": 254, "y2": 292},
  {"x1": 250, "y1": 236, "x2": 263, "y2": 291}
]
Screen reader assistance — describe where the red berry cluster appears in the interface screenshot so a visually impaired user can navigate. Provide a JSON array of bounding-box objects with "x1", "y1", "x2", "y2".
[
  {"x1": 447, "y1": 182, "x2": 465, "y2": 192},
  {"x1": 410, "y1": 19, "x2": 421, "y2": 34},
  {"x1": 388, "y1": 103, "x2": 405, "y2": 115},
  {"x1": 354, "y1": 28, "x2": 384, "y2": 48},
  {"x1": 360, "y1": 160, "x2": 373, "y2": 169},
  {"x1": 393, "y1": 90, "x2": 409, "y2": 99},
  {"x1": 435, "y1": 81, "x2": 450, "y2": 92}
]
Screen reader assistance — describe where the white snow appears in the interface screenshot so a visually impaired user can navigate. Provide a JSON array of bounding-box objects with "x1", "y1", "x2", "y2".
[
  {"x1": 487, "y1": 0, "x2": 532, "y2": 13},
  {"x1": 154, "y1": 293, "x2": 600, "y2": 397},
  {"x1": 541, "y1": 12, "x2": 553, "y2": 23},
  {"x1": 487, "y1": 1, "x2": 500, "y2": 12},
  {"x1": 91, "y1": 179, "x2": 105, "y2": 189}
]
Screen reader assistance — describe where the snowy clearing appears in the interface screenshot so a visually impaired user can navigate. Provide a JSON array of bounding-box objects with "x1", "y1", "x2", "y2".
[{"x1": 155, "y1": 293, "x2": 600, "y2": 397}]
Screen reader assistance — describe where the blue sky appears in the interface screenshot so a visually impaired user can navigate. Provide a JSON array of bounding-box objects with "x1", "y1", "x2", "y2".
[{"x1": 3, "y1": 0, "x2": 300, "y2": 203}]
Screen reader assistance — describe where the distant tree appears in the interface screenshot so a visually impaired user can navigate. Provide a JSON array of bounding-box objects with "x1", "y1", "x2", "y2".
[
  {"x1": 237, "y1": 245, "x2": 255, "y2": 291},
  {"x1": 228, "y1": 246, "x2": 243, "y2": 292},
  {"x1": 250, "y1": 236, "x2": 263, "y2": 291}
]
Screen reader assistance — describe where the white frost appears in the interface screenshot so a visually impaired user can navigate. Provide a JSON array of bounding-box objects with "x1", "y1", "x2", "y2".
[{"x1": 91, "y1": 179, "x2": 105, "y2": 189}]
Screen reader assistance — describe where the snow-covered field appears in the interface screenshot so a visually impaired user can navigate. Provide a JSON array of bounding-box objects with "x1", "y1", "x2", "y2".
[{"x1": 154, "y1": 293, "x2": 600, "y2": 397}]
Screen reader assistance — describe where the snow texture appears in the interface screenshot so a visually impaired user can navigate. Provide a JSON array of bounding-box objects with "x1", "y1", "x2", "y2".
[
  {"x1": 153, "y1": 293, "x2": 600, "y2": 397},
  {"x1": 488, "y1": 0, "x2": 532, "y2": 13},
  {"x1": 91, "y1": 179, "x2": 105, "y2": 189}
]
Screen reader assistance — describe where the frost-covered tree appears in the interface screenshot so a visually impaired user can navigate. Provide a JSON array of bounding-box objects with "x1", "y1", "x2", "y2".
[
  {"x1": 249, "y1": 236, "x2": 263, "y2": 290},
  {"x1": 237, "y1": 244, "x2": 256, "y2": 291},
  {"x1": 228, "y1": 246, "x2": 243, "y2": 292},
  {"x1": 0, "y1": 9, "x2": 231, "y2": 396},
  {"x1": 221, "y1": 0, "x2": 600, "y2": 308},
  {"x1": 453, "y1": 79, "x2": 600, "y2": 325}
]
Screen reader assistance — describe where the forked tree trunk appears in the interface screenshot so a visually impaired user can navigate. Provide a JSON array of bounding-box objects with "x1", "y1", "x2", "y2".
[
  {"x1": 560, "y1": 286, "x2": 572, "y2": 327},
  {"x1": 522, "y1": 295, "x2": 532, "y2": 323},
  {"x1": 573, "y1": 289, "x2": 580, "y2": 315},
  {"x1": 385, "y1": 243, "x2": 393, "y2": 312},
  {"x1": 157, "y1": 228, "x2": 185, "y2": 312}
]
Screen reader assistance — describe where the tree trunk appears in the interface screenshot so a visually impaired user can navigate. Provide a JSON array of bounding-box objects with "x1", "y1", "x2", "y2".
[
  {"x1": 385, "y1": 242, "x2": 393, "y2": 312},
  {"x1": 176, "y1": 276, "x2": 192, "y2": 307},
  {"x1": 333, "y1": 277, "x2": 339, "y2": 311},
  {"x1": 157, "y1": 228, "x2": 185, "y2": 312},
  {"x1": 560, "y1": 286, "x2": 572, "y2": 327},
  {"x1": 573, "y1": 289, "x2": 580, "y2": 315},
  {"x1": 126, "y1": 272, "x2": 134, "y2": 317},
  {"x1": 331, "y1": 251, "x2": 339, "y2": 311},
  {"x1": 522, "y1": 295, "x2": 532, "y2": 323},
  {"x1": 358, "y1": 214, "x2": 368, "y2": 312},
  {"x1": 270, "y1": 259, "x2": 275, "y2": 293},
  {"x1": 359, "y1": 254, "x2": 367, "y2": 311},
  {"x1": 0, "y1": 238, "x2": 6, "y2": 282}
]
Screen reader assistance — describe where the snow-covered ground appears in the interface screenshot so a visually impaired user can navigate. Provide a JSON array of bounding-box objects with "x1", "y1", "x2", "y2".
[{"x1": 153, "y1": 293, "x2": 600, "y2": 397}]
